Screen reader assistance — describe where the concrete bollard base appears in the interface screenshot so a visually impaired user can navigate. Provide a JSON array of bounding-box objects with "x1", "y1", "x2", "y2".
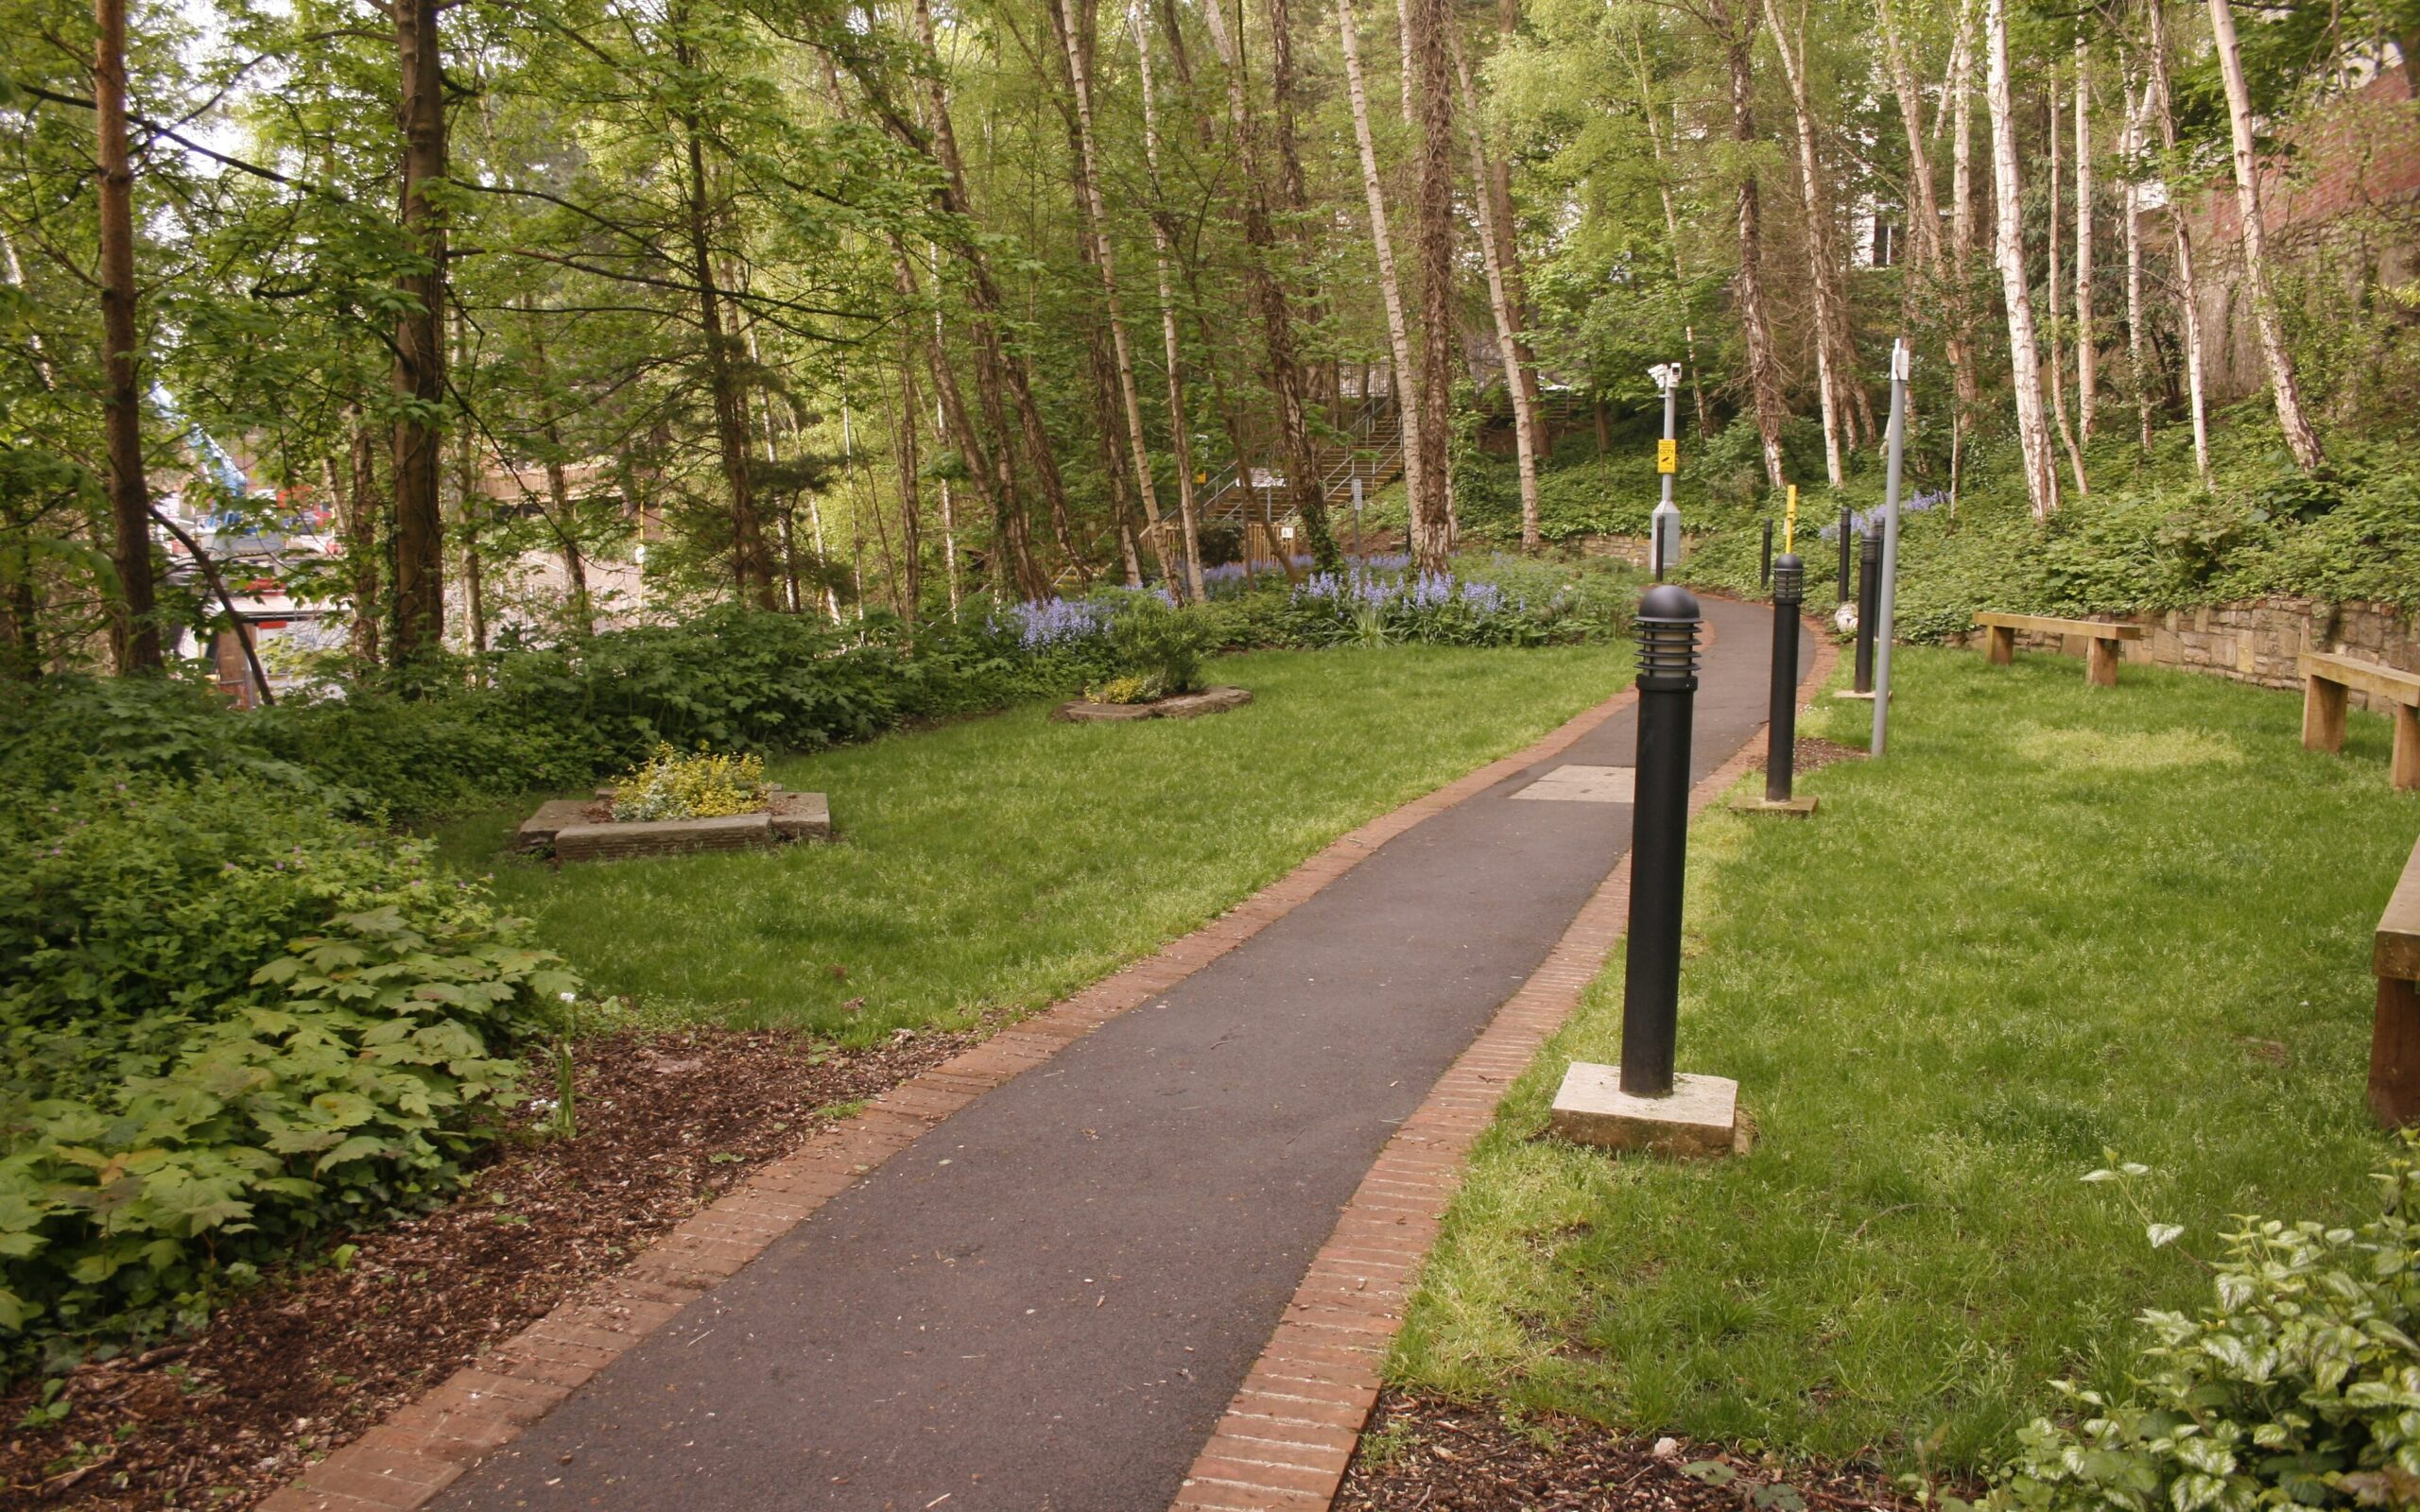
[{"x1": 1546, "y1": 1062, "x2": 1738, "y2": 1159}]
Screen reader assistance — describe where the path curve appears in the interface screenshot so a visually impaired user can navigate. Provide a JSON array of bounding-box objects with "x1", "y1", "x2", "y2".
[{"x1": 405, "y1": 596, "x2": 1794, "y2": 1512}]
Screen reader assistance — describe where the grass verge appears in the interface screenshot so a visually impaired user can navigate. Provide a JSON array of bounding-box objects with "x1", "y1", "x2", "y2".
[
  {"x1": 1385, "y1": 645, "x2": 2420, "y2": 1473},
  {"x1": 433, "y1": 643, "x2": 1634, "y2": 1041}
]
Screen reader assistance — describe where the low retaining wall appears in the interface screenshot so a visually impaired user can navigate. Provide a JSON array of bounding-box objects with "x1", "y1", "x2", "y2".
[{"x1": 1962, "y1": 598, "x2": 2420, "y2": 711}]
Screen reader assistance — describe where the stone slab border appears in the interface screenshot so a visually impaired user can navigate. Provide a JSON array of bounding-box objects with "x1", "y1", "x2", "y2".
[
  {"x1": 1053, "y1": 685, "x2": 1255, "y2": 722},
  {"x1": 260, "y1": 662, "x2": 1661, "y2": 1512},
  {"x1": 1168, "y1": 621, "x2": 1838, "y2": 1512}
]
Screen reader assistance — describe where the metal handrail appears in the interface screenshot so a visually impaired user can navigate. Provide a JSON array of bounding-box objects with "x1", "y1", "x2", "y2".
[{"x1": 1199, "y1": 387, "x2": 1404, "y2": 524}]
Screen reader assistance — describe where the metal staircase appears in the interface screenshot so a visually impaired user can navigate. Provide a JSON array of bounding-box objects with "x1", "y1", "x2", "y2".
[{"x1": 1197, "y1": 391, "x2": 1406, "y2": 529}]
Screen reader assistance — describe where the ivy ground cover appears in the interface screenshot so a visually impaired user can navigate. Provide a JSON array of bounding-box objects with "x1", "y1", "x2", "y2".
[
  {"x1": 1382, "y1": 646, "x2": 2419, "y2": 1473},
  {"x1": 434, "y1": 643, "x2": 1634, "y2": 1040}
]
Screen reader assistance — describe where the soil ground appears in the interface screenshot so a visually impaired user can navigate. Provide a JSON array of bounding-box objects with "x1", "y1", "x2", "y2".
[
  {"x1": 1335, "y1": 1394, "x2": 1931, "y2": 1512},
  {"x1": 0, "y1": 1025, "x2": 974, "y2": 1510}
]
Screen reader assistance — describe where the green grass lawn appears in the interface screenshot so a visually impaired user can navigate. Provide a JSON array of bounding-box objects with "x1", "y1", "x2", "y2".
[
  {"x1": 1387, "y1": 645, "x2": 2420, "y2": 1473},
  {"x1": 432, "y1": 644, "x2": 1633, "y2": 1041}
]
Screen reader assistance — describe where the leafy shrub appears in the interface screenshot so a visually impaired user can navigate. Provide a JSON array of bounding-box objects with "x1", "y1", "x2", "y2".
[
  {"x1": 1, "y1": 905, "x2": 568, "y2": 1348},
  {"x1": 1105, "y1": 592, "x2": 1212, "y2": 696},
  {"x1": 1988, "y1": 1146, "x2": 2420, "y2": 1512},
  {"x1": 1089, "y1": 674, "x2": 1157, "y2": 705},
  {"x1": 0, "y1": 770, "x2": 485, "y2": 1036},
  {"x1": 610, "y1": 745, "x2": 768, "y2": 821}
]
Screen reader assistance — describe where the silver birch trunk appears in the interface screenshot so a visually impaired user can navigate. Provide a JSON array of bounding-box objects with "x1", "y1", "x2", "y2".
[
  {"x1": 1763, "y1": 0, "x2": 1845, "y2": 485},
  {"x1": 2204, "y1": 0, "x2": 2325, "y2": 470},
  {"x1": 1334, "y1": 0, "x2": 1428, "y2": 530},
  {"x1": 1054, "y1": 0, "x2": 1178, "y2": 591},
  {"x1": 2075, "y1": 37, "x2": 2099, "y2": 438},
  {"x1": 1131, "y1": 7, "x2": 1208, "y2": 599},
  {"x1": 1451, "y1": 30, "x2": 1541, "y2": 549},
  {"x1": 2121, "y1": 70, "x2": 2153, "y2": 456},
  {"x1": 2146, "y1": 0, "x2": 2213, "y2": 487},
  {"x1": 1986, "y1": 0, "x2": 2060, "y2": 518}
]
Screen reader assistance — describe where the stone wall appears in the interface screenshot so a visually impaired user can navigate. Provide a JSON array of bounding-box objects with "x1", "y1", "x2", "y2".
[{"x1": 1963, "y1": 598, "x2": 2420, "y2": 711}]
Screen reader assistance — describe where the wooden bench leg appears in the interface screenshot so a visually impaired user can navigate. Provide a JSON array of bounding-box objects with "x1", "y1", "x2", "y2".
[
  {"x1": 2394, "y1": 705, "x2": 2420, "y2": 792},
  {"x1": 1984, "y1": 626, "x2": 2014, "y2": 666},
  {"x1": 2303, "y1": 676, "x2": 2349, "y2": 754},
  {"x1": 2086, "y1": 636, "x2": 2120, "y2": 687},
  {"x1": 2373, "y1": 975, "x2": 2420, "y2": 1128}
]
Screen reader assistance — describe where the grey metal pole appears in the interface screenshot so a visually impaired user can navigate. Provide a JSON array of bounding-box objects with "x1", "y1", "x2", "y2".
[
  {"x1": 1836, "y1": 507, "x2": 1852, "y2": 599},
  {"x1": 1766, "y1": 555, "x2": 1803, "y2": 804},
  {"x1": 1620, "y1": 584, "x2": 1701, "y2": 1098},
  {"x1": 1872, "y1": 340, "x2": 1910, "y2": 756},
  {"x1": 1651, "y1": 364, "x2": 1680, "y2": 580},
  {"x1": 1759, "y1": 519, "x2": 1773, "y2": 590},
  {"x1": 1350, "y1": 474, "x2": 1364, "y2": 564}
]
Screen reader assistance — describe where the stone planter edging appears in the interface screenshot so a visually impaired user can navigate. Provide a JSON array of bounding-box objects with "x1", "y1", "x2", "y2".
[{"x1": 1053, "y1": 685, "x2": 1254, "y2": 723}]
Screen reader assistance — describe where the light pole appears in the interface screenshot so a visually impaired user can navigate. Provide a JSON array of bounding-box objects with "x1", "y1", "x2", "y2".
[
  {"x1": 1872, "y1": 339, "x2": 1910, "y2": 756},
  {"x1": 1649, "y1": 362, "x2": 1682, "y2": 580}
]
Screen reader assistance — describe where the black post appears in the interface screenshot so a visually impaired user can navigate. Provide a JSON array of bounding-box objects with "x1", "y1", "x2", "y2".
[
  {"x1": 1759, "y1": 519, "x2": 1773, "y2": 590},
  {"x1": 1836, "y1": 507, "x2": 1853, "y2": 600},
  {"x1": 1766, "y1": 555, "x2": 1803, "y2": 804},
  {"x1": 1854, "y1": 531, "x2": 1880, "y2": 695},
  {"x1": 1620, "y1": 584, "x2": 1701, "y2": 1099}
]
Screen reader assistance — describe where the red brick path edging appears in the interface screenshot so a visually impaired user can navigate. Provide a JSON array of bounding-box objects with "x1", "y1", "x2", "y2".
[
  {"x1": 261, "y1": 671, "x2": 1662, "y2": 1512},
  {"x1": 1168, "y1": 623, "x2": 1840, "y2": 1512}
]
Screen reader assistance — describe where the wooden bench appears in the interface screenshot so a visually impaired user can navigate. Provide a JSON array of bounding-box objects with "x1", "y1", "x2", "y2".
[
  {"x1": 2368, "y1": 833, "x2": 2420, "y2": 1125},
  {"x1": 1972, "y1": 611, "x2": 2144, "y2": 687},
  {"x1": 2300, "y1": 651, "x2": 2420, "y2": 792}
]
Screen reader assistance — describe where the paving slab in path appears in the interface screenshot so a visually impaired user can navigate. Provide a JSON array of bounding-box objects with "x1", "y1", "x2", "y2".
[{"x1": 432, "y1": 597, "x2": 1792, "y2": 1512}]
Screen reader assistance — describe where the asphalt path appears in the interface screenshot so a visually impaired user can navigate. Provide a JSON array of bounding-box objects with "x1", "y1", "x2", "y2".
[{"x1": 438, "y1": 594, "x2": 1792, "y2": 1512}]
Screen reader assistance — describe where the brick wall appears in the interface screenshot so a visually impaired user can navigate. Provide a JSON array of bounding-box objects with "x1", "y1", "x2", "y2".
[{"x1": 2169, "y1": 69, "x2": 2420, "y2": 402}]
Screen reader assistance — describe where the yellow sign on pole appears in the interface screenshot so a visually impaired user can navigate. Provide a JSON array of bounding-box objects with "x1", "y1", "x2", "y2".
[
  {"x1": 1784, "y1": 485, "x2": 1798, "y2": 554},
  {"x1": 1655, "y1": 438, "x2": 1677, "y2": 473}
]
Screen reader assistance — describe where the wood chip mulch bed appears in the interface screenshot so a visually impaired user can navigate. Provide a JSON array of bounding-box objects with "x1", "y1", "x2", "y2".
[
  {"x1": 1749, "y1": 737, "x2": 1867, "y2": 780},
  {"x1": 1337, "y1": 1394, "x2": 1935, "y2": 1512},
  {"x1": 0, "y1": 1024, "x2": 977, "y2": 1510}
]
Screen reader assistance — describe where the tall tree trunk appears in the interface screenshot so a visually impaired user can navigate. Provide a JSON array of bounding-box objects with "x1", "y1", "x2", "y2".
[
  {"x1": 1948, "y1": 2, "x2": 1980, "y2": 498},
  {"x1": 1627, "y1": 36, "x2": 1713, "y2": 438},
  {"x1": 1132, "y1": 6, "x2": 1208, "y2": 599},
  {"x1": 1880, "y1": 0, "x2": 1980, "y2": 457},
  {"x1": 850, "y1": 0, "x2": 1052, "y2": 597},
  {"x1": 1404, "y1": 0, "x2": 1459, "y2": 568},
  {"x1": 1763, "y1": 0, "x2": 1848, "y2": 485},
  {"x1": 2204, "y1": 0, "x2": 2325, "y2": 470},
  {"x1": 1200, "y1": 0, "x2": 1341, "y2": 569},
  {"x1": 525, "y1": 301, "x2": 592, "y2": 634},
  {"x1": 2075, "y1": 37, "x2": 2099, "y2": 439},
  {"x1": 1051, "y1": 0, "x2": 1179, "y2": 591},
  {"x1": 1336, "y1": 0, "x2": 1430, "y2": 522},
  {"x1": 903, "y1": 0, "x2": 1079, "y2": 584},
  {"x1": 447, "y1": 314, "x2": 488, "y2": 662},
  {"x1": 933, "y1": 395, "x2": 961, "y2": 616},
  {"x1": 1985, "y1": 0, "x2": 2060, "y2": 518},
  {"x1": 1714, "y1": 0, "x2": 1789, "y2": 491},
  {"x1": 95, "y1": 0, "x2": 159, "y2": 674},
  {"x1": 1450, "y1": 27, "x2": 1541, "y2": 549},
  {"x1": 671, "y1": 46, "x2": 775, "y2": 611},
  {"x1": 2047, "y1": 78, "x2": 2090, "y2": 496},
  {"x1": 895, "y1": 243, "x2": 1019, "y2": 604},
  {"x1": 389, "y1": 0, "x2": 447, "y2": 662},
  {"x1": 343, "y1": 408, "x2": 381, "y2": 664},
  {"x1": 2121, "y1": 66, "x2": 2154, "y2": 457},
  {"x1": 892, "y1": 362, "x2": 924, "y2": 625},
  {"x1": 2145, "y1": 0, "x2": 2213, "y2": 487}
]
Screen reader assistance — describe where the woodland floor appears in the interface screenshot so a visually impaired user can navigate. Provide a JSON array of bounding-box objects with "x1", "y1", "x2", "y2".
[
  {"x1": 0, "y1": 1025, "x2": 978, "y2": 1510},
  {"x1": 1335, "y1": 1394, "x2": 1934, "y2": 1512}
]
